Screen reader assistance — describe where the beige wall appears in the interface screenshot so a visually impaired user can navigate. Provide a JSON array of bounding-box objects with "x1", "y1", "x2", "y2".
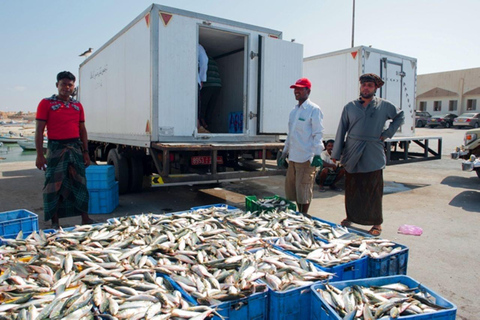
[{"x1": 417, "y1": 67, "x2": 480, "y2": 115}]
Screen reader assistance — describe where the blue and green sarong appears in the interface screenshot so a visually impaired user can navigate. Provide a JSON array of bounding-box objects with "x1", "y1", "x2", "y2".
[{"x1": 43, "y1": 139, "x2": 89, "y2": 221}]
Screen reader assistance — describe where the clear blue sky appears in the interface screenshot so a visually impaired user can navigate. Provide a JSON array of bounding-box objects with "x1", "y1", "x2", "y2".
[{"x1": 1, "y1": 0, "x2": 479, "y2": 112}]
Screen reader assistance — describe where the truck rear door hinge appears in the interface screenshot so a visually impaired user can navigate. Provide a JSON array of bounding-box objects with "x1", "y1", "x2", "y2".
[
  {"x1": 249, "y1": 111, "x2": 257, "y2": 119},
  {"x1": 250, "y1": 51, "x2": 259, "y2": 59}
]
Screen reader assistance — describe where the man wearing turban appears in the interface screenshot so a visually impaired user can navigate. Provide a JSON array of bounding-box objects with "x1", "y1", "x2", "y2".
[{"x1": 331, "y1": 73, "x2": 404, "y2": 236}]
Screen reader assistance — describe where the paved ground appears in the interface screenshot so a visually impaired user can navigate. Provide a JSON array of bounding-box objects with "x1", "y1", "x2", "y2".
[{"x1": 0, "y1": 127, "x2": 478, "y2": 319}]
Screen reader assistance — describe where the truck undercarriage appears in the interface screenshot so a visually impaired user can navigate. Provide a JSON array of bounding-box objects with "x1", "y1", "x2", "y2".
[{"x1": 88, "y1": 141, "x2": 285, "y2": 194}]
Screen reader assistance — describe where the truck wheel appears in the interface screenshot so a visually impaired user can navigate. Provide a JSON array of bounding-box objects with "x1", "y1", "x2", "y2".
[
  {"x1": 128, "y1": 156, "x2": 144, "y2": 193},
  {"x1": 445, "y1": 122, "x2": 451, "y2": 128},
  {"x1": 107, "y1": 149, "x2": 129, "y2": 194}
]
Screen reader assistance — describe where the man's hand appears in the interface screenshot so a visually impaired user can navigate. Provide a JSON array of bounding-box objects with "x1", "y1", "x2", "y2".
[
  {"x1": 310, "y1": 155, "x2": 323, "y2": 167},
  {"x1": 36, "y1": 154, "x2": 47, "y2": 171},
  {"x1": 277, "y1": 151, "x2": 288, "y2": 168},
  {"x1": 83, "y1": 152, "x2": 91, "y2": 168}
]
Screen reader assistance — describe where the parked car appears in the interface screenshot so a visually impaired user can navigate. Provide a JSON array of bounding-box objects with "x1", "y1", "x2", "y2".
[
  {"x1": 427, "y1": 113, "x2": 458, "y2": 128},
  {"x1": 453, "y1": 112, "x2": 480, "y2": 128},
  {"x1": 415, "y1": 111, "x2": 432, "y2": 127}
]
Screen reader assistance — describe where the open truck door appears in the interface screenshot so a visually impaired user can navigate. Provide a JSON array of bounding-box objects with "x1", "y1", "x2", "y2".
[{"x1": 258, "y1": 36, "x2": 303, "y2": 134}]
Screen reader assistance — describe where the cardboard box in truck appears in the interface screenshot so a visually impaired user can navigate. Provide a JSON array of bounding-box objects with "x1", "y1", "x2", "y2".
[{"x1": 78, "y1": 4, "x2": 303, "y2": 193}]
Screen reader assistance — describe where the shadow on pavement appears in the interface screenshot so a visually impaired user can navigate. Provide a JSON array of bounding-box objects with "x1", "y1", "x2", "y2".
[
  {"x1": 2, "y1": 168, "x2": 42, "y2": 178},
  {"x1": 441, "y1": 176, "x2": 480, "y2": 190},
  {"x1": 449, "y1": 190, "x2": 480, "y2": 212}
]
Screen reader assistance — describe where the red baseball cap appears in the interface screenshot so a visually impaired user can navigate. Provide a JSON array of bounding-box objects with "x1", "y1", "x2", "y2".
[{"x1": 290, "y1": 78, "x2": 311, "y2": 89}]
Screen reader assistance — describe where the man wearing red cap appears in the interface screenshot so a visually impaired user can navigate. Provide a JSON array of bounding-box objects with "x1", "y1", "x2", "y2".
[
  {"x1": 331, "y1": 73, "x2": 404, "y2": 236},
  {"x1": 279, "y1": 78, "x2": 324, "y2": 216}
]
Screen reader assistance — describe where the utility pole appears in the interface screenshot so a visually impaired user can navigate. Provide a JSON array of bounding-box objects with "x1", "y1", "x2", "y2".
[{"x1": 351, "y1": 0, "x2": 355, "y2": 48}]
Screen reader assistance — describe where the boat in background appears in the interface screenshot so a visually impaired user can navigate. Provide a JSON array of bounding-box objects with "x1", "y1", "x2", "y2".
[
  {"x1": 0, "y1": 133, "x2": 27, "y2": 143},
  {"x1": 17, "y1": 138, "x2": 47, "y2": 151}
]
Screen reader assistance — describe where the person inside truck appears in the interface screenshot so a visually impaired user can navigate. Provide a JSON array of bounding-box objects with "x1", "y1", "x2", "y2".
[
  {"x1": 199, "y1": 55, "x2": 222, "y2": 132},
  {"x1": 197, "y1": 43, "x2": 209, "y2": 133},
  {"x1": 316, "y1": 139, "x2": 345, "y2": 192},
  {"x1": 279, "y1": 78, "x2": 324, "y2": 217},
  {"x1": 35, "y1": 71, "x2": 96, "y2": 229},
  {"x1": 331, "y1": 73, "x2": 405, "y2": 236}
]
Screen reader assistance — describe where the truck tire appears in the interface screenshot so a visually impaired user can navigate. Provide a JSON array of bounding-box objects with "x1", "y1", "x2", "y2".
[
  {"x1": 107, "y1": 149, "x2": 129, "y2": 194},
  {"x1": 128, "y1": 156, "x2": 144, "y2": 193}
]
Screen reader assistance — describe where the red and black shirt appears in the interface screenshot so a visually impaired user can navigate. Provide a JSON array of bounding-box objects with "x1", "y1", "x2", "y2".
[{"x1": 36, "y1": 95, "x2": 85, "y2": 140}]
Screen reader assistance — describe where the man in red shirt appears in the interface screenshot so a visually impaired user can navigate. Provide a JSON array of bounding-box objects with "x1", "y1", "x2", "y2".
[{"x1": 35, "y1": 71, "x2": 94, "y2": 228}]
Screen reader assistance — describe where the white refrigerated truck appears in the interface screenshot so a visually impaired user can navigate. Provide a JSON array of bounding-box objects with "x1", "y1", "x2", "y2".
[
  {"x1": 79, "y1": 4, "x2": 303, "y2": 193},
  {"x1": 304, "y1": 46, "x2": 442, "y2": 165}
]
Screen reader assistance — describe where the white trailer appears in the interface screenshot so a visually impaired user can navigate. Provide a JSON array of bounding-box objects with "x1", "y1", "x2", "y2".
[
  {"x1": 78, "y1": 4, "x2": 303, "y2": 193},
  {"x1": 304, "y1": 46, "x2": 441, "y2": 165}
]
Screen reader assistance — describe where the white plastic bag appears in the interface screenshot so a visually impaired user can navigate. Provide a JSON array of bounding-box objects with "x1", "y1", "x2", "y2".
[{"x1": 398, "y1": 224, "x2": 423, "y2": 236}]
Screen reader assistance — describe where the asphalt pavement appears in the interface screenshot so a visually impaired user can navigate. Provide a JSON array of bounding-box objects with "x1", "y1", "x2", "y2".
[{"x1": 0, "y1": 127, "x2": 478, "y2": 319}]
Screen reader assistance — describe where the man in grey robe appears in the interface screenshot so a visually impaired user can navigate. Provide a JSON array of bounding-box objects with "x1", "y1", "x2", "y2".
[{"x1": 331, "y1": 73, "x2": 404, "y2": 236}]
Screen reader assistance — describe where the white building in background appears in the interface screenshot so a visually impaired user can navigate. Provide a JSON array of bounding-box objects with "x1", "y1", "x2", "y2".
[{"x1": 416, "y1": 67, "x2": 480, "y2": 116}]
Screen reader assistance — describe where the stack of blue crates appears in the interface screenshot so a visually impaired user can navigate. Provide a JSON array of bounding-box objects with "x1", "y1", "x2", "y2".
[{"x1": 86, "y1": 165, "x2": 119, "y2": 214}]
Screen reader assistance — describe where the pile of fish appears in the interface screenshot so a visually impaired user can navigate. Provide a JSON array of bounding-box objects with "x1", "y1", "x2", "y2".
[
  {"x1": 317, "y1": 282, "x2": 449, "y2": 319},
  {"x1": 219, "y1": 209, "x2": 403, "y2": 268},
  {"x1": 275, "y1": 237, "x2": 403, "y2": 268},
  {"x1": 221, "y1": 209, "x2": 351, "y2": 241},
  {"x1": 251, "y1": 247, "x2": 332, "y2": 292},
  {"x1": 0, "y1": 205, "x2": 408, "y2": 318},
  {"x1": 0, "y1": 216, "x2": 228, "y2": 319},
  {"x1": 250, "y1": 197, "x2": 293, "y2": 212}
]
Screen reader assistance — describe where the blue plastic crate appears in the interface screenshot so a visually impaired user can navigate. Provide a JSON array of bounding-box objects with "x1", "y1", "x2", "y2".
[
  {"x1": 267, "y1": 281, "x2": 316, "y2": 320},
  {"x1": 0, "y1": 209, "x2": 38, "y2": 238},
  {"x1": 368, "y1": 243, "x2": 409, "y2": 278},
  {"x1": 228, "y1": 111, "x2": 243, "y2": 133},
  {"x1": 271, "y1": 242, "x2": 367, "y2": 282},
  {"x1": 311, "y1": 275, "x2": 457, "y2": 320},
  {"x1": 86, "y1": 165, "x2": 115, "y2": 189},
  {"x1": 247, "y1": 246, "x2": 330, "y2": 320},
  {"x1": 314, "y1": 256, "x2": 368, "y2": 282},
  {"x1": 164, "y1": 267, "x2": 268, "y2": 320},
  {"x1": 88, "y1": 182, "x2": 119, "y2": 214},
  {"x1": 214, "y1": 290, "x2": 267, "y2": 320}
]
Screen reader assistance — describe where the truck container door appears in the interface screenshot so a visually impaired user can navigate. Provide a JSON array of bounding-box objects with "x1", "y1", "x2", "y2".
[
  {"x1": 380, "y1": 58, "x2": 404, "y2": 132},
  {"x1": 380, "y1": 58, "x2": 403, "y2": 108},
  {"x1": 258, "y1": 36, "x2": 303, "y2": 134}
]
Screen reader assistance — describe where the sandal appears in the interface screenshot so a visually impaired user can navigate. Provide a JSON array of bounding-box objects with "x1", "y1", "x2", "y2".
[
  {"x1": 319, "y1": 186, "x2": 326, "y2": 192},
  {"x1": 340, "y1": 219, "x2": 352, "y2": 227},
  {"x1": 368, "y1": 226, "x2": 382, "y2": 236}
]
